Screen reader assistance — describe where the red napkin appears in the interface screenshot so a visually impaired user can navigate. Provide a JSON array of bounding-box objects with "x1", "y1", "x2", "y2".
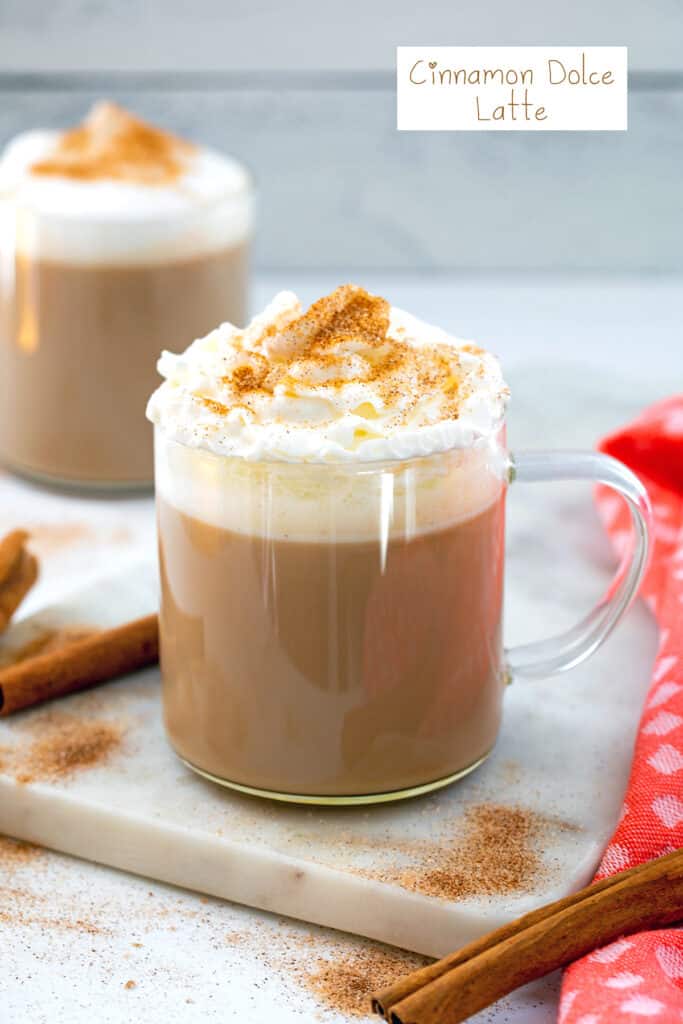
[{"x1": 560, "y1": 396, "x2": 683, "y2": 1024}]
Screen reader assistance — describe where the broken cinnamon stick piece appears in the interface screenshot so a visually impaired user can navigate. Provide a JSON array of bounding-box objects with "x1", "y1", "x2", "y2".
[
  {"x1": 0, "y1": 530, "x2": 29, "y2": 583},
  {"x1": 372, "y1": 847, "x2": 683, "y2": 1024},
  {"x1": 0, "y1": 613, "x2": 159, "y2": 715},
  {"x1": 0, "y1": 544, "x2": 39, "y2": 633}
]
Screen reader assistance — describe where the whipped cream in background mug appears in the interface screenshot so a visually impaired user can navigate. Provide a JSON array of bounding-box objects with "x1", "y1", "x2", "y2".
[{"x1": 149, "y1": 285, "x2": 651, "y2": 804}]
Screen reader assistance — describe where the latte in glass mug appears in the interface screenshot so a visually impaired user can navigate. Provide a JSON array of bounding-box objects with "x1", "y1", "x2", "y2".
[
  {"x1": 0, "y1": 102, "x2": 252, "y2": 488},
  {"x1": 148, "y1": 285, "x2": 650, "y2": 804}
]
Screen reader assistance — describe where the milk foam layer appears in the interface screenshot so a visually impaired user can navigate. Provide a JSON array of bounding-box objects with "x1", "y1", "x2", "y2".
[
  {"x1": 0, "y1": 104, "x2": 252, "y2": 263},
  {"x1": 148, "y1": 286, "x2": 509, "y2": 465},
  {"x1": 155, "y1": 431, "x2": 506, "y2": 542}
]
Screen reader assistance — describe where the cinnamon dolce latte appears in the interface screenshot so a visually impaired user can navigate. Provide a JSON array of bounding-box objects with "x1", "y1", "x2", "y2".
[
  {"x1": 148, "y1": 286, "x2": 510, "y2": 801},
  {"x1": 0, "y1": 103, "x2": 252, "y2": 487}
]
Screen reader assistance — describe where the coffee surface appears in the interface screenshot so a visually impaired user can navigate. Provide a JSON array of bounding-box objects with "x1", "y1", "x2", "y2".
[
  {"x1": 0, "y1": 244, "x2": 247, "y2": 485},
  {"x1": 158, "y1": 492, "x2": 506, "y2": 797}
]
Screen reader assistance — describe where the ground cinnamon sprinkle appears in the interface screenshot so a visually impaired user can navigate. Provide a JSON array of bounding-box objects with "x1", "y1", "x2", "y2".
[
  {"x1": 201, "y1": 397, "x2": 231, "y2": 417},
  {"x1": 0, "y1": 887, "x2": 105, "y2": 935},
  {"x1": 206, "y1": 284, "x2": 478, "y2": 427},
  {"x1": 391, "y1": 804, "x2": 553, "y2": 901},
  {"x1": 12, "y1": 713, "x2": 122, "y2": 784},
  {"x1": 267, "y1": 285, "x2": 391, "y2": 357},
  {"x1": 31, "y1": 101, "x2": 193, "y2": 185},
  {"x1": 229, "y1": 361, "x2": 269, "y2": 394},
  {"x1": 304, "y1": 946, "x2": 429, "y2": 1017},
  {"x1": 0, "y1": 835, "x2": 42, "y2": 869}
]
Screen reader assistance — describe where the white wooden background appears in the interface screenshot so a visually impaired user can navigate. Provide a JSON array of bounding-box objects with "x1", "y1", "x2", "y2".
[{"x1": 0, "y1": 1, "x2": 680, "y2": 273}]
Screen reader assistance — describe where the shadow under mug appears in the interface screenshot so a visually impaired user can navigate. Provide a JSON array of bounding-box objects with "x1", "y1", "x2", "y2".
[{"x1": 155, "y1": 426, "x2": 651, "y2": 805}]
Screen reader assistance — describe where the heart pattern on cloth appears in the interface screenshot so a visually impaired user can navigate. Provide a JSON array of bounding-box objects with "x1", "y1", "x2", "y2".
[{"x1": 559, "y1": 396, "x2": 683, "y2": 1023}]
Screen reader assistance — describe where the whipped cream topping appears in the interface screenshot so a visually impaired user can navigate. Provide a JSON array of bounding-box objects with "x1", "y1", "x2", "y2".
[
  {"x1": 147, "y1": 286, "x2": 509, "y2": 464},
  {"x1": 0, "y1": 103, "x2": 251, "y2": 263}
]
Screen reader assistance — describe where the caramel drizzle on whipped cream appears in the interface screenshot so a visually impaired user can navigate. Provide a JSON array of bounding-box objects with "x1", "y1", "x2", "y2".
[
  {"x1": 30, "y1": 102, "x2": 194, "y2": 185},
  {"x1": 205, "y1": 284, "x2": 486, "y2": 431}
]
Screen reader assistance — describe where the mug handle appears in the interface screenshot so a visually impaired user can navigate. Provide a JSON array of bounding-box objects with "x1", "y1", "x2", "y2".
[{"x1": 505, "y1": 450, "x2": 652, "y2": 680}]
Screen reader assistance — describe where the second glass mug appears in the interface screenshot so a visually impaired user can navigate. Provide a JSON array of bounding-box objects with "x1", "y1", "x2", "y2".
[
  {"x1": 155, "y1": 420, "x2": 650, "y2": 805},
  {"x1": 0, "y1": 172, "x2": 252, "y2": 490}
]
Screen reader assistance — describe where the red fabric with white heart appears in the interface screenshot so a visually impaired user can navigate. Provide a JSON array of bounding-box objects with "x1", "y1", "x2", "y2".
[{"x1": 559, "y1": 396, "x2": 683, "y2": 1024}]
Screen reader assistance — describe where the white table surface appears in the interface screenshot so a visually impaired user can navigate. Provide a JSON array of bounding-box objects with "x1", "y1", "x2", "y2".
[{"x1": 0, "y1": 272, "x2": 680, "y2": 1023}]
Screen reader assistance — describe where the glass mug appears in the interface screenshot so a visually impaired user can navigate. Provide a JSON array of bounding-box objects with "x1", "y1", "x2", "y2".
[
  {"x1": 0, "y1": 168, "x2": 252, "y2": 490},
  {"x1": 155, "y1": 423, "x2": 650, "y2": 805}
]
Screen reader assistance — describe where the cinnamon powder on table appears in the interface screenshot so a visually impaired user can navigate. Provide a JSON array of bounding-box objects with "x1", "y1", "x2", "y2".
[
  {"x1": 0, "y1": 888, "x2": 105, "y2": 935},
  {"x1": 0, "y1": 835, "x2": 42, "y2": 870},
  {"x1": 303, "y1": 946, "x2": 430, "y2": 1018},
  {"x1": 222, "y1": 920, "x2": 430, "y2": 1020}
]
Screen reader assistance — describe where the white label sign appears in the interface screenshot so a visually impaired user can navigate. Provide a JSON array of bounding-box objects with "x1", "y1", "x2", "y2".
[{"x1": 397, "y1": 47, "x2": 627, "y2": 131}]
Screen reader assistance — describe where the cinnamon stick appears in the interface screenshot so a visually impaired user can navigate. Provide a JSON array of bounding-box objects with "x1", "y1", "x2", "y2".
[
  {"x1": 0, "y1": 530, "x2": 28, "y2": 583},
  {"x1": 0, "y1": 614, "x2": 159, "y2": 715},
  {"x1": 373, "y1": 847, "x2": 683, "y2": 1024},
  {"x1": 0, "y1": 530, "x2": 39, "y2": 633},
  {"x1": 373, "y1": 858, "x2": 637, "y2": 1016}
]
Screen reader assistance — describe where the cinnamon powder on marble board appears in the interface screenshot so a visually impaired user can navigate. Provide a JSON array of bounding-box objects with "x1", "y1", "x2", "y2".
[
  {"x1": 390, "y1": 803, "x2": 556, "y2": 901},
  {"x1": 7, "y1": 712, "x2": 123, "y2": 784},
  {"x1": 0, "y1": 626, "x2": 141, "y2": 779}
]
